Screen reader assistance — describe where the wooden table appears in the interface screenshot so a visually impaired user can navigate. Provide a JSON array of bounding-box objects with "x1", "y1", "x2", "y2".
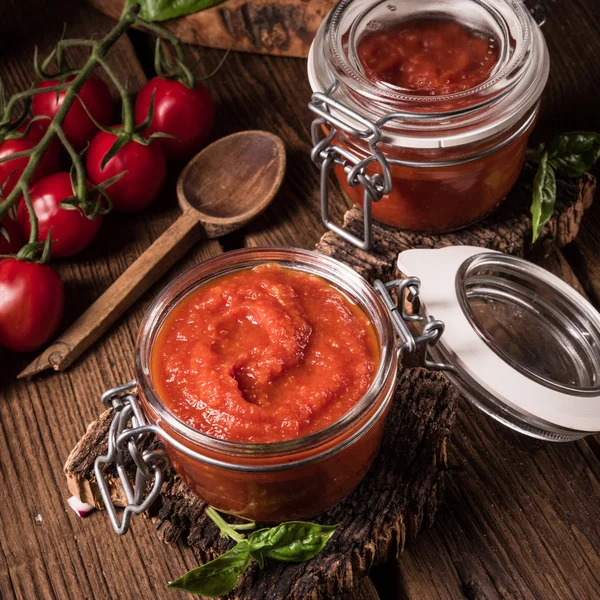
[{"x1": 1, "y1": 0, "x2": 599, "y2": 598}]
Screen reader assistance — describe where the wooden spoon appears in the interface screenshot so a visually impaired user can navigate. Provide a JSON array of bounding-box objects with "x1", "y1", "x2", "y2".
[{"x1": 20, "y1": 130, "x2": 286, "y2": 378}]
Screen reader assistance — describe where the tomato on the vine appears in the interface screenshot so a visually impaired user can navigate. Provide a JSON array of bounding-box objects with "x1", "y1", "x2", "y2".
[
  {"x1": 0, "y1": 258, "x2": 64, "y2": 352},
  {"x1": 17, "y1": 118, "x2": 50, "y2": 142},
  {"x1": 86, "y1": 131, "x2": 167, "y2": 212},
  {"x1": 16, "y1": 172, "x2": 103, "y2": 258},
  {"x1": 32, "y1": 75, "x2": 114, "y2": 151},
  {"x1": 134, "y1": 77, "x2": 214, "y2": 162},
  {"x1": 0, "y1": 215, "x2": 23, "y2": 255},
  {"x1": 0, "y1": 122, "x2": 61, "y2": 198}
]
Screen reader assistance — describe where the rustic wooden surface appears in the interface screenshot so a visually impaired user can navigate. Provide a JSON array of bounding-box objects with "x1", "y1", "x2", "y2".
[
  {"x1": 1, "y1": 0, "x2": 600, "y2": 598},
  {"x1": 63, "y1": 162, "x2": 593, "y2": 600},
  {"x1": 87, "y1": 0, "x2": 335, "y2": 57}
]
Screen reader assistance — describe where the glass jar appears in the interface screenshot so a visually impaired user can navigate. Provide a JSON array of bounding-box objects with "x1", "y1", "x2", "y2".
[
  {"x1": 97, "y1": 248, "x2": 398, "y2": 529},
  {"x1": 308, "y1": 0, "x2": 550, "y2": 249},
  {"x1": 95, "y1": 246, "x2": 600, "y2": 536}
]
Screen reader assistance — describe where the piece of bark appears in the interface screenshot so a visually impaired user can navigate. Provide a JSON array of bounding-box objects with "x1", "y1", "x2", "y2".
[
  {"x1": 65, "y1": 369, "x2": 457, "y2": 600},
  {"x1": 87, "y1": 0, "x2": 335, "y2": 57},
  {"x1": 317, "y1": 166, "x2": 596, "y2": 275}
]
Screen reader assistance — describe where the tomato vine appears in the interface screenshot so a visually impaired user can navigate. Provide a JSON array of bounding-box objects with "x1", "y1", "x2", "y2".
[{"x1": 0, "y1": 2, "x2": 191, "y2": 260}]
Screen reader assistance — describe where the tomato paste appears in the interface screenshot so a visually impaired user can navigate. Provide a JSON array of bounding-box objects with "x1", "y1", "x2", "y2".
[
  {"x1": 358, "y1": 18, "x2": 499, "y2": 95},
  {"x1": 151, "y1": 264, "x2": 379, "y2": 444}
]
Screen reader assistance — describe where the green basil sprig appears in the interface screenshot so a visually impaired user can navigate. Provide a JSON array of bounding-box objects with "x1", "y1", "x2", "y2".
[
  {"x1": 126, "y1": 0, "x2": 227, "y2": 22},
  {"x1": 167, "y1": 507, "x2": 339, "y2": 597},
  {"x1": 529, "y1": 132, "x2": 600, "y2": 243}
]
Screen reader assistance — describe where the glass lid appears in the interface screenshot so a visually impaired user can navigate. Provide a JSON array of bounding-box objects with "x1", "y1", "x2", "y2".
[
  {"x1": 307, "y1": 0, "x2": 549, "y2": 147},
  {"x1": 397, "y1": 246, "x2": 600, "y2": 441}
]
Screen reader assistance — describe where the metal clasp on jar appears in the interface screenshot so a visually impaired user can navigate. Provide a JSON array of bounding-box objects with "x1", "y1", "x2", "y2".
[
  {"x1": 373, "y1": 275, "x2": 454, "y2": 372},
  {"x1": 309, "y1": 81, "x2": 392, "y2": 251},
  {"x1": 94, "y1": 381, "x2": 168, "y2": 535}
]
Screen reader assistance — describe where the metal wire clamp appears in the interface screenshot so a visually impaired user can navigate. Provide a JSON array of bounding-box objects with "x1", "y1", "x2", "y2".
[
  {"x1": 309, "y1": 87, "x2": 392, "y2": 251},
  {"x1": 94, "y1": 380, "x2": 167, "y2": 535},
  {"x1": 374, "y1": 276, "x2": 453, "y2": 372}
]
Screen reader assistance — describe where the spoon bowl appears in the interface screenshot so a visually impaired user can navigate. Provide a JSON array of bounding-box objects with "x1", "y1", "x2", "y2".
[{"x1": 177, "y1": 130, "x2": 285, "y2": 237}]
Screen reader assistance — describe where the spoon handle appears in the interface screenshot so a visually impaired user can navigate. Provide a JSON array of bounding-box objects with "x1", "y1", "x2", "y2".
[{"x1": 19, "y1": 211, "x2": 201, "y2": 378}]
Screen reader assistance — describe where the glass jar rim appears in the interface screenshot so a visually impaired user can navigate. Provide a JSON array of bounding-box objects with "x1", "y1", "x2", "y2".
[
  {"x1": 308, "y1": 0, "x2": 550, "y2": 148},
  {"x1": 134, "y1": 247, "x2": 397, "y2": 460}
]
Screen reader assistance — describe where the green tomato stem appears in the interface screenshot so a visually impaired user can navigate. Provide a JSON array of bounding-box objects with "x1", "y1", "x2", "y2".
[
  {"x1": 21, "y1": 184, "x2": 37, "y2": 245},
  {"x1": 52, "y1": 122, "x2": 89, "y2": 209},
  {"x1": 134, "y1": 18, "x2": 196, "y2": 88},
  {"x1": 0, "y1": 3, "x2": 141, "y2": 228},
  {"x1": 97, "y1": 56, "x2": 134, "y2": 133}
]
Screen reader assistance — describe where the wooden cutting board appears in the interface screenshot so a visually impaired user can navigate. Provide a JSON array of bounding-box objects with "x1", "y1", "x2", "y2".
[{"x1": 87, "y1": 0, "x2": 335, "y2": 57}]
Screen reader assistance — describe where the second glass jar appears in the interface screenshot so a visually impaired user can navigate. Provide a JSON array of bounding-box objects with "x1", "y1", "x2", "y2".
[{"x1": 308, "y1": 0, "x2": 550, "y2": 236}]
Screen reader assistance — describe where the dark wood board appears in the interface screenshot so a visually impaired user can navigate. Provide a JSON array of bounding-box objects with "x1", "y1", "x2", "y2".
[
  {"x1": 64, "y1": 168, "x2": 594, "y2": 600},
  {"x1": 87, "y1": 0, "x2": 335, "y2": 57}
]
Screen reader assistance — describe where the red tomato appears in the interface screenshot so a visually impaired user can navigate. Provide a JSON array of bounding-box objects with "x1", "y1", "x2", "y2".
[
  {"x1": 86, "y1": 131, "x2": 167, "y2": 212},
  {"x1": 32, "y1": 75, "x2": 114, "y2": 151},
  {"x1": 16, "y1": 172, "x2": 103, "y2": 258},
  {"x1": 0, "y1": 258, "x2": 64, "y2": 352},
  {"x1": 0, "y1": 215, "x2": 23, "y2": 255},
  {"x1": 0, "y1": 127, "x2": 61, "y2": 198},
  {"x1": 17, "y1": 118, "x2": 51, "y2": 142},
  {"x1": 134, "y1": 77, "x2": 214, "y2": 162}
]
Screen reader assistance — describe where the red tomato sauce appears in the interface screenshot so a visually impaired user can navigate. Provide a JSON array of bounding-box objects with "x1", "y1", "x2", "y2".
[
  {"x1": 151, "y1": 264, "x2": 379, "y2": 444},
  {"x1": 358, "y1": 18, "x2": 499, "y2": 95}
]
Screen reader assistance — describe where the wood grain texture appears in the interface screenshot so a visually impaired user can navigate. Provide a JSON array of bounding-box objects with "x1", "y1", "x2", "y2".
[
  {"x1": 1, "y1": 0, "x2": 600, "y2": 598},
  {"x1": 87, "y1": 0, "x2": 335, "y2": 57},
  {"x1": 383, "y1": 0, "x2": 600, "y2": 595},
  {"x1": 0, "y1": 4, "x2": 370, "y2": 600}
]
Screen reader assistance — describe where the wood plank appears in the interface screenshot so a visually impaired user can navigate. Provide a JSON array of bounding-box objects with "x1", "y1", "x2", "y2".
[
  {"x1": 0, "y1": 6, "x2": 378, "y2": 600},
  {"x1": 87, "y1": 0, "x2": 335, "y2": 58}
]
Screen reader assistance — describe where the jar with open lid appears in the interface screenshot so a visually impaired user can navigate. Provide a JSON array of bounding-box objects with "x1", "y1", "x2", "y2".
[
  {"x1": 94, "y1": 245, "x2": 600, "y2": 536},
  {"x1": 308, "y1": 0, "x2": 550, "y2": 249}
]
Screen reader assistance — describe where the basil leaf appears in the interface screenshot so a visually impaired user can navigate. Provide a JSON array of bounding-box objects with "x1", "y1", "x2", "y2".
[
  {"x1": 127, "y1": 0, "x2": 227, "y2": 22},
  {"x1": 546, "y1": 131, "x2": 600, "y2": 177},
  {"x1": 249, "y1": 522, "x2": 339, "y2": 563},
  {"x1": 167, "y1": 540, "x2": 251, "y2": 597},
  {"x1": 530, "y1": 152, "x2": 556, "y2": 243}
]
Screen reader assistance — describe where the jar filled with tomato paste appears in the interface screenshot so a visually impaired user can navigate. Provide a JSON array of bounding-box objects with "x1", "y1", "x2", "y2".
[
  {"x1": 308, "y1": 0, "x2": 550, "y2": 249},
  {"x1": 96, "y1": 248, "x2": 399, "y2": 530}
]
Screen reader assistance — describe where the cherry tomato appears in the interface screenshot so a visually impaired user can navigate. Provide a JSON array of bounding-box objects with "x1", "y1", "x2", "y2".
[
  {"x1": 16, "y1": 172, "x2": 103, "y2": 258},
  {"x1": 17, "y1": 118, "x2": 51, "y2": 142},
  {"x1": 86, "y1": 131, "x2": 167, "y2": 212},
  {"x1": 0, "y1": 125, "x2": 61, "y2": 198},
  {"x1": 32, "y1": 75, "x2": 114, "y2": 151},
  {"x1": 0, "y1": 215, "x2": 23, "y2": 255},
  {"x1": 0, "y1": 258, "x2": 64, "y2": 352},
  {"x1": 134, "y1": 77, "x2": 214, "y2": 162}
]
